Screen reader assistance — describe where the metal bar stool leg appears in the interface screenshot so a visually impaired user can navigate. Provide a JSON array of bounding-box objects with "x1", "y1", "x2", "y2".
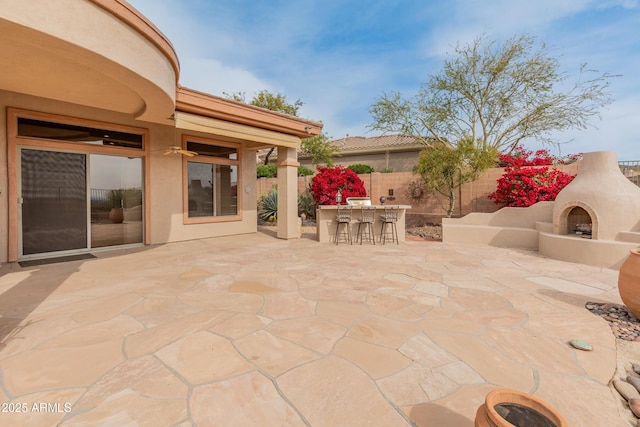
[{"x1": 393, "y1": 222, "x2": 399, "y2": 244}]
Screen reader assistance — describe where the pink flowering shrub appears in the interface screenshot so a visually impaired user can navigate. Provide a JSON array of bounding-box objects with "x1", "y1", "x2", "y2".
[
  {"x1": 489, "y1": 144, "x2": 581, "y2": 208},
  {"x1": 310, "y1": 166, "x2": 366, "y2": 205}
]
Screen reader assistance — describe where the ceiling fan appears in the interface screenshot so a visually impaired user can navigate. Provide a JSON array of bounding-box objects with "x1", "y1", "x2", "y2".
[{"x1": 163, "y1": 145, "x2": 198, "y2": 157}]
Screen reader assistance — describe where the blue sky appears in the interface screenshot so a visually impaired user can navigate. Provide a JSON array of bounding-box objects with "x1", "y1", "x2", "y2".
[{"x1": 129, "y1": 0, "x2": 639, "y2": 159}]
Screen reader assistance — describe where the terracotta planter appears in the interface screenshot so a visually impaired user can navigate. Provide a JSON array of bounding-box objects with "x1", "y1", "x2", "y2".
[
  {"x1": 475, "y1": 389, "x2": 567, "y2": 427},
  {"x1": 619, "y1": 248, "x2": 640, "y2": 318},
  {"x1": 108, "y1": 207, "x2": 124, "y2": 224}
]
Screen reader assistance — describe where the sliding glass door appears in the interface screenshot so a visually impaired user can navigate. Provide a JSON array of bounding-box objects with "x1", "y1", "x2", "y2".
[
  {"x1": 20, "y1": 149, "x2": 143, "y2": 258},
  {"x1": 20, "y1": 149, "x2": 87, "y2": 255},
  {"x1": 89, "y1": 154, "x2": 143, "y2": 248}
]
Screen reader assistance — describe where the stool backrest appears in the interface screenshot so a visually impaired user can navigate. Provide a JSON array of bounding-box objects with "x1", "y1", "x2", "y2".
[
  {"x1": 336, "y1": 204, "x2": 352, "y2": 221},
  {"x1": 383, "y1": 207, "x2": 399, "y2": 222},
  {"x1": 360, "y1": 206, "x2": 376, "y2": 222}
]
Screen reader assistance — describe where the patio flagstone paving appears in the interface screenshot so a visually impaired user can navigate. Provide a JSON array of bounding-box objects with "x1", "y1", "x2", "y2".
[{"x1": 0, "y1": 228, "x2": 631, "y2": 426}]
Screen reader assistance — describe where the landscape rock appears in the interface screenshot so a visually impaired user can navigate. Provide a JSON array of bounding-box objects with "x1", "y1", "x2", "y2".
[
  {"x1": 614, "y1": 379, "x2": 640, "y2": 402},
  {"x1": 630, "y1": 398, "x2": 640, "y2": 418}
]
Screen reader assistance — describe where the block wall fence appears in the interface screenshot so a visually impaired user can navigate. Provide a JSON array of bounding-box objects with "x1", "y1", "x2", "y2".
[{"x1": 256, "y1": 162, "x2": 581, "y2": 225}]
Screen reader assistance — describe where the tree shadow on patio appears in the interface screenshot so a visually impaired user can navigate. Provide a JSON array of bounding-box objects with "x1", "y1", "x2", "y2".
[
  {"x1": 0, "y1": 262, "x2": 80, "y2": 352},
  {"x1": 537, "y1": 288, "x2": 614, "y2": 309}
]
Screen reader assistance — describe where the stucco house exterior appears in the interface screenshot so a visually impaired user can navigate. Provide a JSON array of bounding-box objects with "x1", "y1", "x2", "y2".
[{"x1": 0, "y1": 0, "x2": 322, "y2": 263}]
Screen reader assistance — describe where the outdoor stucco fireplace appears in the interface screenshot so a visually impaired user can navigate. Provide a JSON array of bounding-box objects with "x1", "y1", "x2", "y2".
[
  {"x1": 443, "y1": 150, "x2": 640, "y2": 268},
  {"x1": 552, "y1": 150, "x2": 640, "y2": 241}
]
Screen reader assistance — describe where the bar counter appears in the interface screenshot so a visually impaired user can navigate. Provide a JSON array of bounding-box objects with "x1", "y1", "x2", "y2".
[{"x1": 315, "y1": 205, "x2": 411, "y2": 243}]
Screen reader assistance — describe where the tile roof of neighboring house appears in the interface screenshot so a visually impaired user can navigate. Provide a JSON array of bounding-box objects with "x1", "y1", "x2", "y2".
[
  {"x1": 331, "y1": 135, "x2": 426, "y2": 153},
  {"x1": 258, "y1": 134, "x2": 430, "y2": 163}
]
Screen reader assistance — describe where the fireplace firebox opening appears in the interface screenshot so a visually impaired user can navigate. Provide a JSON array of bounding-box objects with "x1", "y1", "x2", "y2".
[{"x1": 555, "y1": 201, "x2": 598, "y2": 240}]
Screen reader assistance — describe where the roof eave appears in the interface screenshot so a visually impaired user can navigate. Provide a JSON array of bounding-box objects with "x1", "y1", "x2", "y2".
[{"x1": 176, "y1": 87, "x2": 323, "y2": 139}]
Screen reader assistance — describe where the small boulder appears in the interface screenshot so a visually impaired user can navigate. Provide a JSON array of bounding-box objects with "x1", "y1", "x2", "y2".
[
  {"x1": 629, "y1": 376, "x2": 640, "y2": 394},
  {"x1": 614, "y1": 379, "x2": 640, "y2": 401},
  {"x1": 630, "y1": 398, "x2": 640, "y2": 418}
]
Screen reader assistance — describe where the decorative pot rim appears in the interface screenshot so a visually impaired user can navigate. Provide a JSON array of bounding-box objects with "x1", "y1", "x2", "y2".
[
  {"x1": 631, "y1": 248, "x2": 640, "y2": 256},
  {"x1": 484, "y1": 389, "x2": 568, "y2": 426}
]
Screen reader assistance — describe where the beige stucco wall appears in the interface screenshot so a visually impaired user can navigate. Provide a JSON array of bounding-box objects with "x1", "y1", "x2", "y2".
[
  {"x1": 0, "y1": 89, "x2": 158, "y2": 263},
  {"x1": 539, "y1": 232, "x2": 637, "y2": 270},
  {"x1": 0, "y1": 90, "x2": 261, "y2": 262},
  {"x1": 442, "y1": 202, "x2": 554, "y2": 249},
  {"x1": 149, "y1": 131, "x2": 258, "y2": 244}
]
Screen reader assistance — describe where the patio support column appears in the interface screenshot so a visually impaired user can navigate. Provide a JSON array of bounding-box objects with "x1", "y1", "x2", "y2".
[{"x1": 277, "y1": 147, "x2": 299, "y2": 239}]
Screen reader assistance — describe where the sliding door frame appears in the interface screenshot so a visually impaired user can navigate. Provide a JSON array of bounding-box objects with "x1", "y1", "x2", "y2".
[{"x1": 7, "y1": 108, "x2": 150, "y2": 262}]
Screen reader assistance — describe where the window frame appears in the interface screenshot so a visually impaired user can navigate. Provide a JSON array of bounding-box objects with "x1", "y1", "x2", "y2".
[{"x1": 182, "y1": 135, "x2": 242, "y2": 224}]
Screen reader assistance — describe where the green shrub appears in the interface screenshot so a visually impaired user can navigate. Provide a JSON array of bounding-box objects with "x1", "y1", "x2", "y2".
[
  {"x1": 298, "y1": 165, "x2": 315, "y2": 176},
  {"x1": 298, "y1": 193, "x2": 316, "y2": 220},
  {"x1": 348, "y1": 164, "x2": 374, "y2": 174},
  {"x1": 381, "y1": 168, "x2": 394, "y2": 173},
  {"x1": 258, "y1": 188, "x2": 278, "y2": 221},
  {"x1": 257, "y1": 163, "x2": 277, "y2": 178}
]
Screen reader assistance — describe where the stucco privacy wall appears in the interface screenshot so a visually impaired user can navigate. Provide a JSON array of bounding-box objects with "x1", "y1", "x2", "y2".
[{"x1": 256, "y1": 162, "x2": 580, "y2": 224}]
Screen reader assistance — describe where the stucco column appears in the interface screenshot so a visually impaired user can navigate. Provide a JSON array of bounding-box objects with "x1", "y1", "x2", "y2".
[{"x1": 277, "y1": 147, "x2": 299, "y2": 239}]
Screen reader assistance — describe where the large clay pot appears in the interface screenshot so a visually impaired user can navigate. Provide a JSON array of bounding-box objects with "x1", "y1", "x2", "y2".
[
  {"x1": 108, "y1": 207, "x2": 124, "y2": 224},
  {"x1": 619, "y1": 248, "x2": 640, "y2": 318},
  {"x1": 475, "y1": 389, "x2": 567, "y2": 427}
]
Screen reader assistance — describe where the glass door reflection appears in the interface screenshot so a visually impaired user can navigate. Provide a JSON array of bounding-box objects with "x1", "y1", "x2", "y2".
[{"x1": 90, "y1": 154, "x2": 143, "y2": 248}]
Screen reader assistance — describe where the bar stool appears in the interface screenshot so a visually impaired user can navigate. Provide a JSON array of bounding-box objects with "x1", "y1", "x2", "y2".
[
  {"x1": 356, "y1": 206, "x2": 376, "y2": 244},
  {"x1": 334, "y1": 204, "x2": 353, "y2": 244},
  {"x1": 379, "y1": 207, "x2": 399, "y2": 244}
]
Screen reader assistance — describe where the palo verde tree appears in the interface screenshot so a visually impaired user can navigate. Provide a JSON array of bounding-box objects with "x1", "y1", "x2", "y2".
[
  {"x1": 414, "y1": 139, "x2": 496, "y2": 217},
  {"x1": 369, "y1": 34, "x2": 616, "y2": 152},
  {"x1": 224, "y1": 90, "x2": 337, "y2": 166},
  {"x1": 300, "y1": 133, "x2": 339, "y2": 167}
]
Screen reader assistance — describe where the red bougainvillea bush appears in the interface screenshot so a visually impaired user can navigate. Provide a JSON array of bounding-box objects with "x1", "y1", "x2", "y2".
[
  {"x1": 310, "y1": 166, "x2": 367, "y2": 205},
  {"x1": 489, "y1": 145, "x2": 581, "y2": 208},
  {"x1": 496, "y1": 145, "x2": 582, "y2": 168}
]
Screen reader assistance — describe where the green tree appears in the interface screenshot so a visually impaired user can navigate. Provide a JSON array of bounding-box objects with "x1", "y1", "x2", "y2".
[
  {"x1": 224, "y1": 90, "x2": 336, "y2": 166},
  {"x1": 224, "y1": 90, "x2": 303, "y2": 164},
  {"x1": 300, "y1": 133, "x2": 339, "y2": 167},
  {"x1": 223, "y1": 90, "x2": 303, "y2": 116},
  {"x1": 414, "y1": 139, "x2": 497, "y2": 218},
  {"x1": 370, "y1": 34, "x2": 616, "y2": 152}
]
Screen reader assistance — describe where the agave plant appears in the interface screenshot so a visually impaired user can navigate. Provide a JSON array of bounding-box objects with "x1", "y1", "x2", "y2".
[{"x1": 258, "y1": 188, "x2": 278, "y2": 221}]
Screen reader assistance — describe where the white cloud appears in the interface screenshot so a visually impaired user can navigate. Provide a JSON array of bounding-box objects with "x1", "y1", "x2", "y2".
[{"x1": 128, "y1": 0, "x2": 639, "y2": 157}]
